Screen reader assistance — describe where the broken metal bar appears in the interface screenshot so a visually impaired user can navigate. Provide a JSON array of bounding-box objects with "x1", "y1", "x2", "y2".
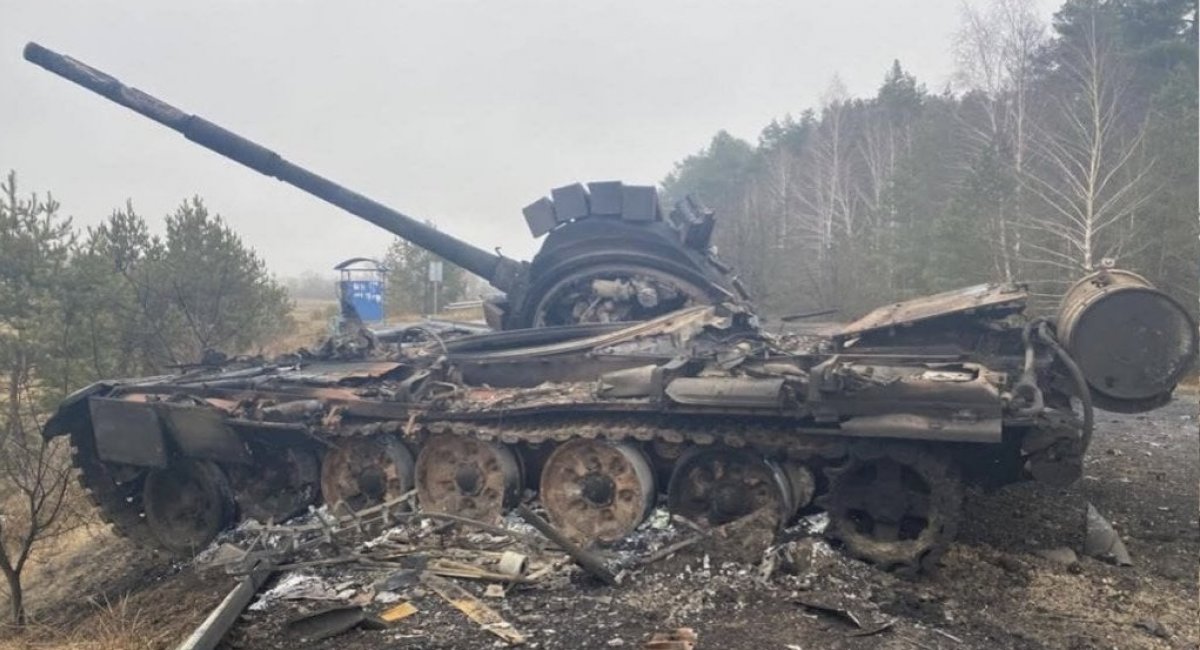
[
  {"x1": 639, "y1": 533, "x2": 707, "y2": 566},
  {"x1": 514, "y1": 504, "x2": 617, "y2": 585},
  {"x1": 421, "y1": 572, "x2": 527, "y2": 645},
  {"x1": 174, "y1": 560, "x2": 275, "y2": 650}
]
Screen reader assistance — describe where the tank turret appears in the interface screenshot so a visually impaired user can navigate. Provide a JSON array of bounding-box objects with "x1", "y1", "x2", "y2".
[{"x1": 24, "y1": 42, "x2": 745, "y2": 329}]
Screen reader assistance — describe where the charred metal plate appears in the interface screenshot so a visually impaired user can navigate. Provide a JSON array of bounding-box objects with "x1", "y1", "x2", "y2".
[
  {"x1": 284, "y1": 361, "x2": 404, "y2": 384},
  {"x1": 89, "y1": 397, "x2": 168, "y2": 468},
  {"x1": 666, "y1": 377, "x2": 785, "y2": 408},
  {"x1": 838, "y1": 413, "x2": 1002, "y2": 443},
  {"x1": 597, "y1": 365, "x2": 659, "y2": 398},
  {"x1": 834, "y1": 283, "x2": 1027, "y2": 340},
  {"x1": 158, "y1": 402, "x2": 251, "y2": 464}
]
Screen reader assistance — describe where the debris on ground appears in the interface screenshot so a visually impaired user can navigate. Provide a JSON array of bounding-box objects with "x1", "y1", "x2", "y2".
[
  {"x1": 642, "y1": 627, "x2": 698, "y2": 649},
  {"x1": 1133, "y1": 617, "x2": 1172, "y2": 640},
  {"x1": 1034, "y1": 546, "x2": 1079, "y2": 566},
  {"x1": 1083, "y1": 502, "x2": 1133, "y2": 566},
  {"x1": 422, "y1": 572, "x2": 527, "y2": 645},
  {"x1": 379, "y1": 601, "x2": 419, "y2": 623},
  {"x1": 285, "y1": 605, "x2": 383, "y2": 642}
]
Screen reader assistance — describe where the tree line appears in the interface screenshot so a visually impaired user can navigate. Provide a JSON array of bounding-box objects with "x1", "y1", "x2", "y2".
[
  {"x1": 663, "y1": 0, "x2": 1197, "y2": 317},
  {"x1": 0, "y1": 173, "x2": 291, "y2": 625}
]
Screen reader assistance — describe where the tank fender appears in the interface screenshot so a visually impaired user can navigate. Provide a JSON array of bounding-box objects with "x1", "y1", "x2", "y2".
[
  {"x1": 41, "y1": 381, "x2": 114, "y2": 440},
  {"x1": 88, "y1": 397, "x2": 168, "y2": 468}
]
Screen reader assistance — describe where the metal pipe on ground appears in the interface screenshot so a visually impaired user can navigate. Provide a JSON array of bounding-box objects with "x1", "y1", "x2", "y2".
[{"x1": 174, "y1": 561, "x2": 275, "y2": 650}]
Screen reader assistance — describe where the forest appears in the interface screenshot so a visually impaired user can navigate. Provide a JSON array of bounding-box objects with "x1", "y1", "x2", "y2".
[{"x1": 662, "y1": 0, "x2": 1198, "y2": 317}]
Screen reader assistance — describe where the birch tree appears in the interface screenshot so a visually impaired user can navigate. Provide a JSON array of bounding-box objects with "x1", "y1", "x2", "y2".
[
  {"x1": 954, "y1": 0, "x2": 1047, "y2": 281},
  {"x1": 1022, "y1": 4, "x2": 1155, "y2": 284}
]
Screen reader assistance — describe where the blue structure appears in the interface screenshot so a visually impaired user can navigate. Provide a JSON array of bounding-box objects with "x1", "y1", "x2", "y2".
[{"x1": 334, "y1": 257, "x2": 387, "y2": 323}]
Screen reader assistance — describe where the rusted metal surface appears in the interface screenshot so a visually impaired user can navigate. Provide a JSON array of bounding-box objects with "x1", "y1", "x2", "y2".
[
  {"x1": 1056, "y1": 269, "x2": 1198, "y2": 412},
  {"x1": 319, "y1": 435, "x2": 415, "y2": 512},
  {"x1": 414, "y1": 434, "x2": 522, "y2": 524},
  {"x1": 32, "y1": 218, "x2": 1195, "y2": 570},
  {"x1": 833, "y1": 282, "x2": 1028, "y2": 340},
  {"x1": 539, "y1": 440, "x2": 656, "y2": 545}
]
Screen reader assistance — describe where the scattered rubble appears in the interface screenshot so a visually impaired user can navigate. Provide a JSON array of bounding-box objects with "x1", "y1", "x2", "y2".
[
  {"x1": 643, "y1": 628, "x2": 698, "y2": 649},
  {"x1": 175, "y1": 492, "x2": 874, "y2": 648},
  {"x1": 1083, "y1": 502, "x2": 1133, "y2": 566},
  {"x1": 1034, "y1": 546, "x2": 1079, "y2": 566},
  {"x1": 285, "y1": 605, "x2": 384, "y2": 642}
]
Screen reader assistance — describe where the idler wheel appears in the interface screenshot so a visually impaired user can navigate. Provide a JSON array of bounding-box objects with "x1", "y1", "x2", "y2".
[
  {"x1": 142, "y1": 459, "x2": 235, "y2": 555},
  {"x1": 539, "y1": 439, "x2": 655, "y2": 545},
  {"x1": 320, "y1": 435, "x2": 415, "y2": 511},
  {"x1": 667, "y1": 448, "x2": 801, "y2": 528},
  {"x1": 415, "y1": 433, "x2": 522, "y2": 524},
  {"x1": 229, "y1": 447, "x2": 320, "y2": 523},
  {"x1": 817, "y1": 443, "x2": 961, "y2": 573}
]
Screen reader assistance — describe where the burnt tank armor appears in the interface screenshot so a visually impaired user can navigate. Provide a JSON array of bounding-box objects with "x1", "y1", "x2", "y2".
[{"x1": 26, "y1": 43, "x2": 1198, "y2": 573}]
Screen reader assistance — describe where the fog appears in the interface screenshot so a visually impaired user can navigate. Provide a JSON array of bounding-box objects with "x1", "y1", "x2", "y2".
[{"x1": 3, "y1": 0, "x2": 1058, "y2": 277}]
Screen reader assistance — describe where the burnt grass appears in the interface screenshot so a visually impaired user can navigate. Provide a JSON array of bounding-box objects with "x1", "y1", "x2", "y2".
[{"x1": 22, "y1": 395, "x2": 1199, "y2": 650}]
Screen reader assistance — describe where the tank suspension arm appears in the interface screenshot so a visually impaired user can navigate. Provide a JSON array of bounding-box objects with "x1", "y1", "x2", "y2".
[{"x1": 24, "y1": 42, "x2": 521, "y2": 292}]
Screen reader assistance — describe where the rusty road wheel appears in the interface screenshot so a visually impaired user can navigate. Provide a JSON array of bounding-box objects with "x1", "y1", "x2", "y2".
[
  {"x1": 667, "y1": 448, "x2": 801, "y2": 528},
  {"x1": 415, "y1": 433, "x2": 522, "y2": 524},
  {"x1": 320, "y1": 434, "x2": 415, "y2": 511},
  {"x1": 142, "y1": 459, "x2": 235, "y2": 555},
  {"x1": 817, "y1": 443, "x2": 962, "y2": 573},
  {"x1": 229, "y1": 446, "x2": 320, "y2": 523},
  {"x1": 539, "y1": 439, "x2": 655, "y2": 545}
]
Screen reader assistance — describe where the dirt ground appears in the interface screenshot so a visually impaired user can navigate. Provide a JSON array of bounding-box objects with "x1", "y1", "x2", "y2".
[{"x1": 5, "y1": 394, "x2": 1197, "y2": 650}]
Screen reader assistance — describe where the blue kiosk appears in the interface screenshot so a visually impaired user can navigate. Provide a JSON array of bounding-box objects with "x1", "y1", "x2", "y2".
[{"x1": 334, "y1": 257, "x2": 387, "y2": 323}]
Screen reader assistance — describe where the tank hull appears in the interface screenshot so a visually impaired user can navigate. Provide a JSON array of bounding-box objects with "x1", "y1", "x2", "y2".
[{"x1": 47, "y1": 276, "x2": 1191, "y2": 572}]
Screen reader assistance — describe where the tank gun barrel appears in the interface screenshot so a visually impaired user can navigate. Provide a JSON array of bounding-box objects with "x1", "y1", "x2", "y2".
[{"x1": 24, "y1": 42, "x2": 521, "y2": 292}]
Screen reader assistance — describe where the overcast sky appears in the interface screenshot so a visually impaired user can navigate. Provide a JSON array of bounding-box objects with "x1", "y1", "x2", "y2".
[{"x1": 4, "y1": 0, "x2": 1060, "y2": 277}]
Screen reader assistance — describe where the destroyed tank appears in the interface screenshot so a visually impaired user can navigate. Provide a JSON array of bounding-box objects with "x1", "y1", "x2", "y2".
[{"x1": 27, "y1": 43, "x2": 1199, "y2": 573}]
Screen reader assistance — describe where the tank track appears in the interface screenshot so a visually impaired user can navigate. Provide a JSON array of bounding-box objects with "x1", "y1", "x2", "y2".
[
  {"x1": 74, "y1": 412, "x2": 966, "y2": 571},
  {"x1": 69, "y1": 426, "x2": 154, "y2": 545},
  {"x1": 423, "y1": 415, "x2": 850, "y2": 460}
]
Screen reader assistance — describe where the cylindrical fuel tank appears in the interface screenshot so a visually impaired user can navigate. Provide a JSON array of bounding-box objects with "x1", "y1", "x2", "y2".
[{"x1": 1055, "y1": 269, "x2": 1197, "y2": 413}]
